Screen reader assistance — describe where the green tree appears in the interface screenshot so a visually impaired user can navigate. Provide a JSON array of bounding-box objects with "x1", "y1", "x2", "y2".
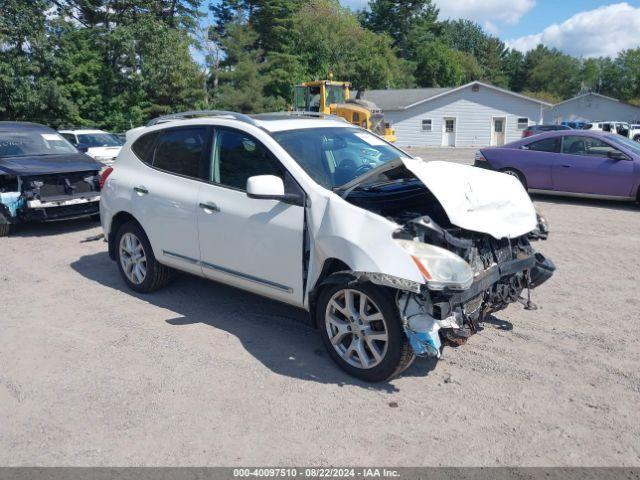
[
  {"x1": 363, "y1": 0, "x2": 439, "y2": 58},
  {"x1": 291, "y1": 0, "x2": 402, "y2": 92},
  {"x1": 414, "y1": 41, "x2": 466, "y2": 87},
  {"x1": 522, "y1": 45, "x2": 581, "y2": 99}
]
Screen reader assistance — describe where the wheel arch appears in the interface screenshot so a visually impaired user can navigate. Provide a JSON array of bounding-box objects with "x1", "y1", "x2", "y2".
[
  {"x1": 500, "y1": 167, "x2": 528, "y2": 189},
  {"x1": 307, "y1": 258, "x2": 352, "y2": 329},
  {"x1": 108, "y1": 211, "x2": 142, "y2": 260}
]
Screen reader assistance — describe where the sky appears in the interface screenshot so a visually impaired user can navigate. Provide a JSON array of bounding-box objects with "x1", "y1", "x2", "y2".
[{"x1": 339, "y1": 0, "x2": 640, "y2": 58}]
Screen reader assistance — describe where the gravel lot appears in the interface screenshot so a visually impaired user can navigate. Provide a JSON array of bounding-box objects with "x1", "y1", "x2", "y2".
[{"x1": 1, "y1": 148, "x2": 639, "y2": 466}]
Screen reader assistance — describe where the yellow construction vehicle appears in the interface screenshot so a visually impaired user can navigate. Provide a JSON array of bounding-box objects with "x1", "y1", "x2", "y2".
[{"x1": 293, "y1": 79, "x2": 397, "y2": 143}]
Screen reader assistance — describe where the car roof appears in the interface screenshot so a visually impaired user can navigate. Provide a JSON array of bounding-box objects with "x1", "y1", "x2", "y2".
[
  {"x1": 58, "y1": 129, "x2": 108, "y2": 134},
  {"x1": 0, "y1": 121, "x2": 54, "y2": 132},
  {"x1": 253, "y1": 117, "x2": 351, "y2": 133}
]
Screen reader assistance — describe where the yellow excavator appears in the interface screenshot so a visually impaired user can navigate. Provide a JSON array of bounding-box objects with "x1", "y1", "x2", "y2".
[{"x1": 293, "y1": 79, "x2": 397, "y2": 143}]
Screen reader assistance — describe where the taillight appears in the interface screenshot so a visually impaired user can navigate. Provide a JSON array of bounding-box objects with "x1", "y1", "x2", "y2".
[
  {"x1": 99, "y1": 167, "x2": 113, "y2": 189},
  {"x1": 523, "y1": 130, "x2": 532, "y2": 138},
  {"x1": 474, "y1": 150, "x2": 486, "y2": 163}
]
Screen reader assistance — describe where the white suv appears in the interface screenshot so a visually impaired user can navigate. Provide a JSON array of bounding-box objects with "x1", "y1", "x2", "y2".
[{"x1": 100, "y1": 111, "x2": 554, "y2": 381}]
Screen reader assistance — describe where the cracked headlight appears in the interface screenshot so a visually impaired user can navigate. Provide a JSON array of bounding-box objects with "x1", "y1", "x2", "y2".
[{"x1": 395, "y1": 239, "x2": 473, "y2": 291}]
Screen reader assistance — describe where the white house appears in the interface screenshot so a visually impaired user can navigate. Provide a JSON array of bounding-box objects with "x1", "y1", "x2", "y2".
[
  {"x1": 360, "y1": 81, "x2": 551, "y2": 147},
  {"x1": 543, "y1": 92, "x2": 640, "y2": 125}
]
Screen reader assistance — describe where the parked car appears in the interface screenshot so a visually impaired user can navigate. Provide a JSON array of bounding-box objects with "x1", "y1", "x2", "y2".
[
  {"x1": 0, "y1": 122, "x2": 102, "y2": 237},
  {"x1": 522, "y1": 124, "x2": 571, "y2": 138},
  {"x1": 100, "y1": 111, "x2": 554, "y2": 382},
  {"x1": 585, "y1": 121, "x2": 631, "y2": 138},
  {"x1": 629, "y1": 124, "x2": 640, "y2": 142},
  {"x1": 561, "y1": 121, "x2": 588, "y2": 130},
  {"x1": 58, "y1": 128, "x2": 123, "y2": 166},
  {"x1": 475, "y1": 130, "x2": 640, "y2": 202}
]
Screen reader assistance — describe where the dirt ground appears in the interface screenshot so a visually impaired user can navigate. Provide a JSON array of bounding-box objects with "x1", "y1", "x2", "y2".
[{"x1": 1, "y1": 148, "x2": 639, "y2": 467}]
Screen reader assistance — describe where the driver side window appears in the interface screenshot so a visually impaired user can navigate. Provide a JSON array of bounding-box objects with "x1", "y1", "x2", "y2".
[
  {"x1": 562, "y1": 136, "x2": 618, "y2": 158},
  {"x1": 212, "y1": 129, "x2": 284, "y2": 191}
]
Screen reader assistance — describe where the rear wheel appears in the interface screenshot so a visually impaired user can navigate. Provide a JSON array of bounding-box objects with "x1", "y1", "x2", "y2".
[
  {"x1": 502, "y1": 168, "x2": 527, "y2": 189},
  {"x1": 317, "y1": 279, "x2": 414, "y2": 382},
  {"x1": 115, "y1": 221, "x2": 172, "y2": 293}
]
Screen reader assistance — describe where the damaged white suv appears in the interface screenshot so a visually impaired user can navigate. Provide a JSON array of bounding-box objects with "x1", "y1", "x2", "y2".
[{"x1": 100, "y1": 111, "x2": 554, "y2": 382}]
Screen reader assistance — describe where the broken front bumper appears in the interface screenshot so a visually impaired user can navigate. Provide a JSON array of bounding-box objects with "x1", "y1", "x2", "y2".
[
  {"x1": 399, "y1": 252, "x2": 555, "y2": 357},
  {"x1": 21, "y1": 195, "x2": 100, "y2": 222}
]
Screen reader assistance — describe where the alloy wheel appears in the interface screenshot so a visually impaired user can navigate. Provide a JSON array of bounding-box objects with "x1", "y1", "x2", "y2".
[
  {"x1": 325, "y1": 289, "x2": 389, "y2": 369},
  {"x1": 119, "y1": 232, "x2": 147, "y2": 285}
]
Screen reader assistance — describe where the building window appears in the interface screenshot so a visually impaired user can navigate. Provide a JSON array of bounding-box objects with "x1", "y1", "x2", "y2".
[
  {"x1": 421, "y1": 119, "x2": 432, "y2": 132},
  {"x1": 517, "y1": 117, "x2": 529, "y2": 129}
]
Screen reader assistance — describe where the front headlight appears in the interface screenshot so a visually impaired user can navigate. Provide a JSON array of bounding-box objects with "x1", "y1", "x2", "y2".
[{"x1": 395, "y1": 239, "x2": 473, "y2": 291}]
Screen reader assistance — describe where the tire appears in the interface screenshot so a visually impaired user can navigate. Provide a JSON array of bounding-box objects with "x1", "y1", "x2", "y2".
[
  {"x1": 316, "y1": 278, "x2": 415, "y2": 382},
  {"x1": 115, "y1": 221, "x2": 172, "y2": 293},
  {"x1": 0, "y1": 211, "x2": 10, "y2": 237},
  {"x1": 502, "y1": 168, "x2": 527, "y2": 189},
  {"x1": 633, "y1": 135, "x2": 640, "y2": 143}
]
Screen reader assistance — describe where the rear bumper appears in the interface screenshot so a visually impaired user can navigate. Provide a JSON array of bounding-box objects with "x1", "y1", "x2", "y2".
[{"x1": 22, "y1": 196, "x2": 100, "y2": 222}]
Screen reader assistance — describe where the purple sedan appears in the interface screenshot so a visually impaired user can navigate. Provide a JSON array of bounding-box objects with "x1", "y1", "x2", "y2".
[{"x1": 474, "y1": 130, "x2": 640, "y2": 202}]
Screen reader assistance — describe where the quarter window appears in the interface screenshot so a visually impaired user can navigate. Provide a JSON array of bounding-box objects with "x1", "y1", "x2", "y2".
[
  {"x1": 152, "y1": 128, "x2": 208, "y2": 179},
  {"x1": 517, "y1": 118, "x2": 529, "y2": 129},
  {"x1": 422, "y1": 119, "x2": 432, "y2": 132},
  {"x1": 526, "y1": 138, "x2": 558, "y2": 153},
  {"x1": 561, "y1": 136, "x2": 618, "y2": 157},
  {"x1": 213, "y1": 129, "x2": 284, "y2": 190},
  {"x1": 132, "y1": 131, "x2": 161, "y2": 163}
]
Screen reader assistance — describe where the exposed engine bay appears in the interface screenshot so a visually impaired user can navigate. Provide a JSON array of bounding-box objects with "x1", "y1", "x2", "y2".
[
  {"x1": 343, "y1": 165, "x2": 555, "y2": 357},
  {"x1": 0, "y1": 170, "x2": 101, "y2": 228}
]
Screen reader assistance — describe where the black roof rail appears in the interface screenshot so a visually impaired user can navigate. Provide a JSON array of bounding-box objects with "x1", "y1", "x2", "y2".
[
  {"x1": 146, "y1": 110, "x2": 260, "y2": 127},
  {"x1": 254, "y1": 111, "x2": 350, "y2": 122}
]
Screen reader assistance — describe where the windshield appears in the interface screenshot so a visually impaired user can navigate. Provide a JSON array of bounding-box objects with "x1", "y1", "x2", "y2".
[
  {"x1": 77, "y1": 133, "x2": 122, "y2": 148},
  {"x1": 272, "y1": 127, "x2": 408, "y2": 189},
  {"x1": 607, "y1": 134, "x2": 640, "y2": 155},
  {"x1": 0, "y1": 131, "x2": 78, "y2": 157}
]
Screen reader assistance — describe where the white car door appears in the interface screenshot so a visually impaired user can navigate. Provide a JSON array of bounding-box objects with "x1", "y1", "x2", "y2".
[
  {"x1": 197, "y1": 127, "x2": 306, "y2": 306},
  {"x1": 130, "y1": 126, "x2": 210, "y2": 276}
]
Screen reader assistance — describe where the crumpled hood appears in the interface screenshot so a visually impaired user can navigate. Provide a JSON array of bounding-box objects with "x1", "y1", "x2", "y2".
[
  {"x1": 402, "y1": 159, "x2": 537, "y2": 239},
  {"x1": 0, "y1": 153, "x2": 101, "y2": 176}
]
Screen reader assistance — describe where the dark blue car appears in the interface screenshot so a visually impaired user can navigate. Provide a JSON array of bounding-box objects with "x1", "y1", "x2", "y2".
[{"x1": 0, "y1": 122, "x2": 102, "y2": 236}]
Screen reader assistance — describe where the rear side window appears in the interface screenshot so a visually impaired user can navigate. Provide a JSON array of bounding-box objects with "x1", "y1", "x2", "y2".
[
  {"x1": 213, "y1": 129, "x2": 284, "y2": 190},
  {"x1": 152, "y1": 128, "x2": 208, "y2": 179},
  {"x1": 526, "y1": 138, "x2": 558, "y2": 152},
  {"x1": 132, "y1": 131, "x2": 160, "y2": 163}
]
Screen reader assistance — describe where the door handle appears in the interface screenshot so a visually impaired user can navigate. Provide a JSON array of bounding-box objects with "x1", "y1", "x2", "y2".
[
  {"x1": 134, "y1": 186, "x2": 149, "y2": 195},
  {"x1": 199, "y1": 202, "x2": 220, "y2": 213},
  {"x1": 561, "y1": 165, "x2": 571, "y2": 168}
]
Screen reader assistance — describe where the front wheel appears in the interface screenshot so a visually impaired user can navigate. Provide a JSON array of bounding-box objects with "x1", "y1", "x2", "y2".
[{"x1": 316, "y1": 279, "x2": 414, "y2": 382}]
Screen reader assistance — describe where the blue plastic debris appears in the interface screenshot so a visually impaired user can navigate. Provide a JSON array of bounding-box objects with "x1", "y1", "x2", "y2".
[
  {"x1": 0, "y1": 192, "x2": 24, "y2": 217},
  {"x1": 404, "y1": 319, "x2": 442, "y2": 357}
]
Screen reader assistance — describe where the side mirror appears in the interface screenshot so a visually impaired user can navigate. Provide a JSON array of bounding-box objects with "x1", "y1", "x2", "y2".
[
  {"x1": 247, "y1": 175, "x2": 284, "y2": 197},
  {"x1": 608, "y1": 150, "x2": 629, "y2": 161},
  {"x1": 246, "y1": 175, "x2": 305, "y2": 206},
  {"x1": 76, "y1": 143, "x2": 89, "y2": 153}
]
